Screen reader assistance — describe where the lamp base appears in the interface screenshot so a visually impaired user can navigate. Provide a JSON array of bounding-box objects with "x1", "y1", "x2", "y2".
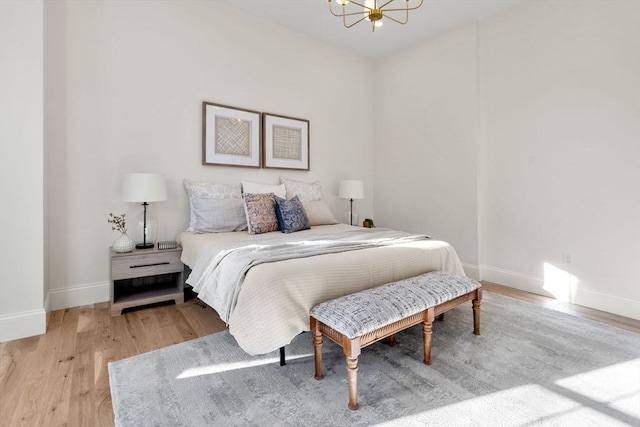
[{"x1": 135, "y1": 242, "x2": 154, "y2": 249}]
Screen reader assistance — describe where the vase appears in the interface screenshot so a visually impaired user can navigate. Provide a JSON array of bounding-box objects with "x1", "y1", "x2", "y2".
[{"x1": 112, "y1": 231, "x2": 136, "y2": 253}]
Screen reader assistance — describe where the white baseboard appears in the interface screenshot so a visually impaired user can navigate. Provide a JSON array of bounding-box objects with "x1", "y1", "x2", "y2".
[
  {"x1": 0, "y1": 309, "x2": 47, "y2": 342},
  {"x1": 461, "y1": 263, "x2": 480, "y2": 281},
  {"x1": 480, "y1": 265, "x2": 551, "y2": 296},
  {"x1": 49, "y1": 281, "x2": 110, "y2": 311},
  {"x1": 572, "y1": 288, "x2": 640, "y2": 321},
  {"x1": 480, "y1": 265, "x2": 640, "y2": 321}
]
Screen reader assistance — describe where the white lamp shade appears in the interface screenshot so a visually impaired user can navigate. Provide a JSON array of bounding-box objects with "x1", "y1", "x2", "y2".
[
  {"x1": 122, "y1": 173, "x2": 167, "y2": 203},
  {"x1": 338, "y1": 180, "x2": 364, "y2": 200}
]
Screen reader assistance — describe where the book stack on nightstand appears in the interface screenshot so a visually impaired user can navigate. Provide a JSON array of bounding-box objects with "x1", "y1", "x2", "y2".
[{"x1": 110, "y1": 246, "x2": 184, "y2": 316}]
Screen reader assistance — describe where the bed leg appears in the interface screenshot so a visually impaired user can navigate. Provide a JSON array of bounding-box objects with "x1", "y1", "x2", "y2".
[{"x1": 279, "y1": 346, "x2": 286, "y2": 366}]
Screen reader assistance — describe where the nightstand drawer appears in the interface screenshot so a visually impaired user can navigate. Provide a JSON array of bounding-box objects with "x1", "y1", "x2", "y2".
[{"x1": 112, "y1": 251, "x2": 182, "y2": 280}]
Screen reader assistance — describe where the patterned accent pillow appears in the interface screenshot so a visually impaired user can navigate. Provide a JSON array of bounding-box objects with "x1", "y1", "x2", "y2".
[
  {"x1": 243, "y1": 193, "x2": 279, "y2": 235},
  {"x1": 280, "y1": 177, "x2": 322, "y2": 202},
  {"x1": 184, "y1": 179, "x2": 242, "y2": 199},
  {"x1": 275, "y1": 196, "x2": 311, "y2": 234}
]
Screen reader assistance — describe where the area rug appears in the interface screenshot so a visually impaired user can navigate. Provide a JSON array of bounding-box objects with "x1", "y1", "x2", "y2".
[{"x1": 109, "y1": 292, "x2": 640, "y2": 426}]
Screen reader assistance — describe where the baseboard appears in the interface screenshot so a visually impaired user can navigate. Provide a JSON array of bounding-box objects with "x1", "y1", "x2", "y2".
[
  {"x1": 480, "y1": 265, "x2": 640, "y2": 321},
  {"x1": 0, "y1": 309, "x2": 47, "y2": 342},
  {"x1": 49, "y1": 281, "x2": 110, "y2": 311},
  {"x1": 572, "y1": 288, "x2": 640, "y2": 321},
  {"x1": 461, "y1": 263, "x2": 480, "y2": 281},
  {"x1": 480, "y1": 265, "x2": 551, "y2": 297}
]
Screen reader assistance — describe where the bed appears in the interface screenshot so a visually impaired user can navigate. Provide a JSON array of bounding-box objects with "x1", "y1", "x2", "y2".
[{"x1": 180, "y1": 223, "x2": 465, "y2": 355}]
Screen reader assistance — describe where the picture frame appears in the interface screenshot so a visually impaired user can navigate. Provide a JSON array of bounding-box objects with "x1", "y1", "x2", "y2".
[
  {"x1": 203, "y1": 102, "x2": 261, "y2": 168},
  {"x1": 262, "y1": 113, "x2": 310, "y2": 171}
]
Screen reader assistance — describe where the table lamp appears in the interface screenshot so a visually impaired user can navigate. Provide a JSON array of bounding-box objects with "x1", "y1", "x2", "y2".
[
  {"x1": 122, "y1": 173, "x2": 167, "y2": 249},
  {"x1": 338, "y1": 180, "x2": 364, "y2": 226}
]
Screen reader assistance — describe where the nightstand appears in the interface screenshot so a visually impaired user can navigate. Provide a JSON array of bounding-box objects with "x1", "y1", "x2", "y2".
[{"x1": 110, "y1": 246, "x2": 184, "y2": 316}]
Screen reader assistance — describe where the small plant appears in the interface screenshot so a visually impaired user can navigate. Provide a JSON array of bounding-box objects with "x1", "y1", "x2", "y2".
[{"x1": 108, "y1": 213, "x2": 127, "y2": 233}]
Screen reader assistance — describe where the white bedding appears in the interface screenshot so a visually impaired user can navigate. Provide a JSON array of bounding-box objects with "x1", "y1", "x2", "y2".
[{"x1": 179, "y1": 224, "x2": 465, "y2": 355}]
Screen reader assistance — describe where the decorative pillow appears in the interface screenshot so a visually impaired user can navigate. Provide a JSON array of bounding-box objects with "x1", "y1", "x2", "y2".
[
  {"x1": 280, "y1": 177, "x2": 322, "y2": 202},
  {"x1": 243, "y1": 193, "x2": 279, "y2": 235},
  {"x1": 275, "y1": 196, "x2": 311, "y2": 234},
  {"x1": 190, "y1": 198, "x2": 247, "y2": 233},
  {"x1": 242, "y1": 181, "x2": 286, "y2": 199},
  {"x1": 183, "y1": 179, "x2": 243, "y2": 232},
  {"x1": 184, "y1": 179, "x2": 242, "y2": 199},
  {"x1": 301, "y1": 200, "x2": 339, "y2": 226}
]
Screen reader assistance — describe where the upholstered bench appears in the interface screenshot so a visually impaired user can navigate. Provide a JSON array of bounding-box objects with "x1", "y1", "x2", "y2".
[{"x1": 309, "y1": 271, "x2": 482, "y2": 410}]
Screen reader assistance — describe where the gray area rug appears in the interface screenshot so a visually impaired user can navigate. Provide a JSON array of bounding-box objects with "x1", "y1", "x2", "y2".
[{"x1": 109, "y1": 293, "x2": 640, "y2": 426}]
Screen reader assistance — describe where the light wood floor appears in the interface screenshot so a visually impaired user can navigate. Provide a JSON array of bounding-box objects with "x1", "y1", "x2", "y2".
[{"x1": 1, "y1": 285, "x2": 638, "y2": 426}]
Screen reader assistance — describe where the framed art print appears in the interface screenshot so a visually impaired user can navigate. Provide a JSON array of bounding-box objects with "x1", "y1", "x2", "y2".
[
  {"x1": 203, "y1": 102, "x2": 261, "y2": 168},
  {"x1": 263, "y1": 113, "x2": 310, "y2": 171}
]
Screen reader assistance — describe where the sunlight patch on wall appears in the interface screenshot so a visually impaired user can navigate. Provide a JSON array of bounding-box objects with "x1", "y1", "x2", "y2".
[{"x1": 543, "y1": 262, "x2": 580, "y2": 302}]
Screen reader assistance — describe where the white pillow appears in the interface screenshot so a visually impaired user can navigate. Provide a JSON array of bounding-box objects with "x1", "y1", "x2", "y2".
[
  {"x1": 191, "y1": 198, "x2": 247, "y2": 233},
  {"x1": 183, "y1": 179, "x2": 243, "y2": 232},
  {"x1": 280, "y1": 177, "x2": 322, "y2": 202},
  {"x1": 301, "y1": 200, "x2": 339, "y2": 226},
  {"x1": 242, "y1": 181, "x2": 286, "y2": 199}
]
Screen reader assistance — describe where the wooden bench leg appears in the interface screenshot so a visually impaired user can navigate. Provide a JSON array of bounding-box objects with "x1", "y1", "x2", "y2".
[
  {"x1": 388, "y1": 334, "x2": 396, "y2": 346},
  {"x1": 423, "y1": 307, "x2": 435, "y2": 365},
  {"x1": 473, "y1": 288, "x2": 482, "y2": 336},
  {"x1": 346, "y1": 357, "x2": 359, "y2": 410},
  {"x1": 311, "y1": 317, "x2": 324, "y2": 380},
  {"x1": 437, "y1": 313, "x2": 445, "y2": 321}
]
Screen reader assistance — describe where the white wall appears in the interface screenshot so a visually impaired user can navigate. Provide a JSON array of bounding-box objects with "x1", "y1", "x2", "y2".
[
  {"x1": 374, "y1": 0, "x2": 640, "y2": 319},
  {"x1": 479, "y1": 0, "x2": 640, "y2": 318},
  {"x1": 0, "y1": 0, "x2": 47, "y2": 341},
  {"x1": 373, "y1": 23, "x2": 480, "y2": 277},
  {"x1": 45, "y1": 1, "x2": 375, "y2": 310}
]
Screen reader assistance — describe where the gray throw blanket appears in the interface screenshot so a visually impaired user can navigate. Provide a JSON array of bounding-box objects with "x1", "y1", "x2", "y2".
[{"x1": 187, "y1": 228, "x2": 430, "y2": 322}]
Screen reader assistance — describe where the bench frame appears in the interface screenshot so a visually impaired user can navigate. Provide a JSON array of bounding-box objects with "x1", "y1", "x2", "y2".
[{"x1": 311, "y1": 287, "x2": 482, "y2": 410}]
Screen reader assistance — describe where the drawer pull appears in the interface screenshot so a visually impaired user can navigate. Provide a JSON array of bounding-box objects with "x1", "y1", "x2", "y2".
[{"x1": 130, "y1": 262, "x2": 170, "y2": 269}]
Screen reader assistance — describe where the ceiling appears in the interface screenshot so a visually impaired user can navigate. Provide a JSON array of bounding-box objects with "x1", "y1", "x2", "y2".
[{"x1": 219, "y1": 0, "x2": 521, "y2": 59}]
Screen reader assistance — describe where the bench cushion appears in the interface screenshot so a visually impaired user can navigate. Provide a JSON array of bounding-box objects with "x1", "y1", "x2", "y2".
[{"x1": 310, "y1": 271, "x2": 481, "y2": 339}]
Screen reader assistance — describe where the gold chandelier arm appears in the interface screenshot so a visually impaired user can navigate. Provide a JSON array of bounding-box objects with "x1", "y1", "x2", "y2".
[
  {"x1": 382, "y1": 11, "x2": 409, "y2": 25},
  {"x1": 345, "y1": 0, "x2": 370, "y2": 10},
  {"x1": 343, "y1": 15, "x2": 368, "y2": 28},
  {"x1": 377, "y1": 0, "x2": 396, "y2": 9},
  {"x1": 328, "y1": 0, "x2": 372, "y2": 17},
  {"x1": 381, "y1": 0, "x2": 424, "y2": 12}
]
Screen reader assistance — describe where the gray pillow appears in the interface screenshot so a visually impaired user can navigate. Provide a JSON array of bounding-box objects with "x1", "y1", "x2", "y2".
[{"x1": 191, "y1": 198, "x2": 247, "y2": 233}]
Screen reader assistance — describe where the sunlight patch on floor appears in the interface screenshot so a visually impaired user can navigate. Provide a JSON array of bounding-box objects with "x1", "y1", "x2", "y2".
[
  {"x1": 176, "y1": 353, "x2": 313, "y2": 379},
  {"x1": 556, "y1": 358, "x2": 640, "y2": 419},
  {"x1": 373, "y1": 383, "x2": 630, "y2": 426}
]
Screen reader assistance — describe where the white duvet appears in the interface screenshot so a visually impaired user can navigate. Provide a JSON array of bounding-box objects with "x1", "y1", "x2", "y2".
[{"x1": 180, "y1": 224, "x2": 465, "y2": 355}]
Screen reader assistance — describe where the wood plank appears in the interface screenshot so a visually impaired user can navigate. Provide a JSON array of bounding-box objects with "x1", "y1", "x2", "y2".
[{"x1": 0, "y1": 336, "x2": 40, "y2": 424}]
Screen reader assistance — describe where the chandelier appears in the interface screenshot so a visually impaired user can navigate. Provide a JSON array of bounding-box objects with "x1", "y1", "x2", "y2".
[{"x1": 328, "y1": 0, "x2": 424, "y2": 32}]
